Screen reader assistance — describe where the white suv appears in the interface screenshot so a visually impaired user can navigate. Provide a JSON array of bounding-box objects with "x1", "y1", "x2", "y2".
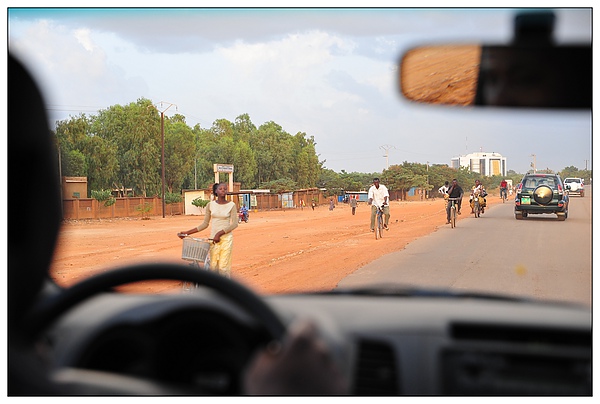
[{"x1": 564, "y1": 177, "x2": 585, "y2": 197}]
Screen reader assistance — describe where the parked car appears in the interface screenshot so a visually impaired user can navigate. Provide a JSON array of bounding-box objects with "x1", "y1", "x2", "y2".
[
  {"x1": 514, "y1": 173, "x2": 569, "y2": 221},
  {"x1": 8, "y1": 7, "x2": 591, "y2": 397},
  {"x1": 564, "y1": 177, "x2": 585, "y2": 197}
]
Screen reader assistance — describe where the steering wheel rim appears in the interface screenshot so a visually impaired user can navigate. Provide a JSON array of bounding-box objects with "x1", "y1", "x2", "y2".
[{"x1": 25, "y1": 263, "x2": 286, "y2": 342}]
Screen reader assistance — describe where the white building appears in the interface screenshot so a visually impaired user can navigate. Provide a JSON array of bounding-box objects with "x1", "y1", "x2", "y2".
[{"x1": 450, "y1": 152, "x2": 507, "y2": 176}]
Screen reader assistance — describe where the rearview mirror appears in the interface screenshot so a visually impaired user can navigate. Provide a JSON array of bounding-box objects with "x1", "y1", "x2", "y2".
[
  {"x1": 399, "y1": 43, "x2": 591, "y2": 109},
  {"x1": 399, "y1": 11, "x2": 591, "y2": 109}
]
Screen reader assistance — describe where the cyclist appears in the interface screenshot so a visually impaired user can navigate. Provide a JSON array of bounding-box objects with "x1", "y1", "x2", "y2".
[
  {"x1": 367, "y1": 177, "x2": 390, "y2": 231},
  {"x1": 178, "y1": 182, "x2": 238, "y2": 278},
  {"x1": 500, "y1": 179, "x2": 508, "y2": 200},
  {"x1": 446, "y1": 178, "x2": 464, "y2": 224}
]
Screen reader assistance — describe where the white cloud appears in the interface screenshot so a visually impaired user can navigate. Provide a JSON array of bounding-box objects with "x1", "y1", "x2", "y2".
[
  {"x1": 10, "y1": 19, "x2": 148, "y2": 119},
  {"x1": 219, "y1": 30, "x2": 354, "y2": 81},
  {"x1": 74, "y1": 28, "x2": 95, "y2": 52}
]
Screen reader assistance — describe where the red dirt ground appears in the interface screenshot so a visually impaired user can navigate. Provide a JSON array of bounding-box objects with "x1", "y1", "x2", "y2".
[
  {"x1": 51, "y1": 46, "x2": 485, "y2": 296},
  {"x1": 50, "y1": 196, "x2": 501, "y2": 295}
]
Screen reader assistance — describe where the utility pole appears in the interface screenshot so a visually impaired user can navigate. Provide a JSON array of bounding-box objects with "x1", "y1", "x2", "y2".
[
  {"x1": 530, "y1": 154, "x2": 537, "y2": 173},
  {"x1": 426, "y1": 161, "x2": 429, "y2": 199},
  {"x1": 380, "y1": 144, "x2": 396, "y2": 170},
  {"x1": 152, "y1": 101, "x2": 177, "y2": 218}
]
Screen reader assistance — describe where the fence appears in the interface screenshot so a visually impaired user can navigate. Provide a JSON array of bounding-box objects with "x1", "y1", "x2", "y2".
[
  {"x1": 62, "y1": 188, "x2": 438, "y2": 220},
  {"x1": 62, "y1": 189, "x2": 326, "y2": 220},
  {"x1": 245, "y1": 189, "x2": 326, "y2": 211},
  {"x1": 62, "y1": 197, "x2": 183, "y2": 220}
]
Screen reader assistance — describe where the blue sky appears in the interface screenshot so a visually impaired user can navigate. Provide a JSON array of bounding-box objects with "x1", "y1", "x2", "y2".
[{"x1": 6, "y1": 5, "x2": 593, "y2": 174}]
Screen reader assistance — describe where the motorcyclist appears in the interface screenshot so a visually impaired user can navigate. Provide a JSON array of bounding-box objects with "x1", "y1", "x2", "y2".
[
  {"x1": 470, "y1": 179, "x2": 487, "y2": 214},
  {"x1": 239, "y1": 204, "x2": 249, "y2": 222}
]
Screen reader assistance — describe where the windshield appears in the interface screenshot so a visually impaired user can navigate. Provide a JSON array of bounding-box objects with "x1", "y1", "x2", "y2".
[{"x1": 7, "y1": 7, "x2": 592, "y2": 307}]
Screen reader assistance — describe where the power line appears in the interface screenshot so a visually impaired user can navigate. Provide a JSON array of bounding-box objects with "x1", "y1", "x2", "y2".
[
  {"x1": 46, "y1": 105, "x2": 107, "y2": 112},
  {"x1": 380, "y1": 144, "x2": 396, "y2": 170}
]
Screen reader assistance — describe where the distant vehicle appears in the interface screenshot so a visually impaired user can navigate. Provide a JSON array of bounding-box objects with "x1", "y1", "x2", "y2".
[
  {"x1": 514, "y1": 173, "x2": 569, "y2": 221},
  {"x1": 563, "y1": 177, "x2": 585, "y2": 197}
]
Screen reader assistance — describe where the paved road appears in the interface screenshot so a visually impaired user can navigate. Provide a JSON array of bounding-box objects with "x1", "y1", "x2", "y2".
[{"x1": 338, "y1": 187, "x2": 592, "y2": 307}]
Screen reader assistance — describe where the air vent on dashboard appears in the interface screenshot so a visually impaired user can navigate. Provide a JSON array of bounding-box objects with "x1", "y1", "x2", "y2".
[
  {"x1": 352, "y1": 340, "x2": 399, "y2": 395},
  {"x1": 450, "y1": 322, "x2": 591, "y2": 347},
  {"x1": 442, "y1": 322, "x2": 591, "y2": 395}
]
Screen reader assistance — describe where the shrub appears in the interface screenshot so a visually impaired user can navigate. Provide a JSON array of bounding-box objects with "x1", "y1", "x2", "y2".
[
  {"x1": 192, "y1": 198, "x2": 210, "y2": 208},
  {"x1": 136, "y1": 202, "x2": 153, "y2": 219},
  {"x1": 91, "y1": 189, "x2": 116, "y2": 207},
  {"x1": 165, "y1": 192, "x2": 182, "y2": 205}
]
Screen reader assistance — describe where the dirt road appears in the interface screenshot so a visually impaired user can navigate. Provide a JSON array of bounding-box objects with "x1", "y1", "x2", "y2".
[{"x1": 50, "y1": 196, "x2": 501, "y2": 295}]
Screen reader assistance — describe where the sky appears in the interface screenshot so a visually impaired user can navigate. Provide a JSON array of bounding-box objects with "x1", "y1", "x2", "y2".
[{"x1": 5, "y1": 4, "x2": 593, "y2": 175}]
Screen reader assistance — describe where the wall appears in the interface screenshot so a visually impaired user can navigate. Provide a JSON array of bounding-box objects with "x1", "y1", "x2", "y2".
[
  {"x1": 62, "y1": 176, "x2": 87, "y2": 199},
  {"x1": 183, "y1": 190, "x2": 210, "y2": 215},
  {"x1": 62, "y1": 197, "x2": 183, "y2": 220},
  {"x1": 61, "y1": 188, "x2": 327, "y2": 220}
]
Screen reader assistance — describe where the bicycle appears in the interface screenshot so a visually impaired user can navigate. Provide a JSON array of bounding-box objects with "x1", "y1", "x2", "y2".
[
  {"x1": 500, "y1": 187, "x2": 507, "y2": 203},
  {"x1": 375, "y1": 204, "x2": 385, "y2": 240},
  {"x1": 177, "y1": 234, "x2": 211, "y2": 291},
  {"x1": 447, "y1": 197, "x2": 461, "y2": 228}
]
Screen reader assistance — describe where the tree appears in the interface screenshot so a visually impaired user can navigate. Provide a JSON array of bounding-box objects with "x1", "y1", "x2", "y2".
[
  {"x1": 84, "y1": 135, "x2": 119, "y2": 193},
  {"x1": 252, "y1": 121, "x2": 294, "y2": 185},
  {"x1": 317, "y1": 168, "x2": 345, "y2": 197},
  {"x1": 55, "y1": 113, "x2": 90, "y2": 152},
  {"x1": 55, "y1": 114, "x2": 91, "y2": 177},
  {"x1": 261, "y1": 178, "x2": 298, "y2": 194},
  {"x1": 290, "y1": 132, "x2": 321, "y2": 189},
  {"x1": 190, "y1": 126, "x2": 218, "y2": 190},
  {"x1": 62, "y1": 149, "x2": 87, "y2": 177},
  {"x1": 91, "y1": 98, "x2": 161, "y2": 197},
  {"x1": 558, "y1": 166, "x2": 592, "y2": 183},
  {"x1": 164, "y1": 118, "x2": 196, "y2": 193},
  {"x1": 232, "y1": 114, "x2": 258, "y2": 187},
  {"x1": 383, "y1": 165, "x2": 415, "y2": 200}
]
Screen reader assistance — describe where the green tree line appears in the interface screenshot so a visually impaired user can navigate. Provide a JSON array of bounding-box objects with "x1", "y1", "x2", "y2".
[
  {"x1": 54, "y1": 98, "x2": 323, "y2": 197},
  {"x1": 54, "y1": 97, "x2": 591, "y2": 198}
]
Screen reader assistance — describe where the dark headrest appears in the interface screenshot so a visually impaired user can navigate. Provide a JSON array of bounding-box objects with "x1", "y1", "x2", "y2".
[{"x1": 8, "y1": 54, "x2": 62, "y2": 331}]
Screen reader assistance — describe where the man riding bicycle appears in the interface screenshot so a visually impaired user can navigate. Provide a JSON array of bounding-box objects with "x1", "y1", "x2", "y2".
[
  {"x1": 368, "y1": 177, "x2": 390, "y2": 232},
  {"x1": 500, "y1": 179, "x2": 508, "y2": 200},
  {"x1": 445, "y1": 178, "x2": 464, "y2": 224}
]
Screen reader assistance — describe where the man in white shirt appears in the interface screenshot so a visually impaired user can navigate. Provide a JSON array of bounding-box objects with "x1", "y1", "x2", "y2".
[{"x1": 367, "y1": 177, "x2": 390, "y2": 231}]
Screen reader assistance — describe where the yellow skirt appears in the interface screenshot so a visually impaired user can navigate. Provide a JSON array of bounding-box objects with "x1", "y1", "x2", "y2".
[{"x1": 209, "y1": 232, "x2": 233, "y2": 278}]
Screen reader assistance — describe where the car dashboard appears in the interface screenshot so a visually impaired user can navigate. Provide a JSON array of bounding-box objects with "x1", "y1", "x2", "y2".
[{"x1": 41, "y1": 288, "x2": 592, "y2": 396}]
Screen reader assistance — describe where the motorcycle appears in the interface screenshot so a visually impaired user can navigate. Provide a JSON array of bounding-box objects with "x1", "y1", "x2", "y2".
[
  {"x1": 238, "y1": 210, "x2": 249, "y2": 223},
  {"x1": 470, "y1": 189, "x2": 487, "y2": 218}
]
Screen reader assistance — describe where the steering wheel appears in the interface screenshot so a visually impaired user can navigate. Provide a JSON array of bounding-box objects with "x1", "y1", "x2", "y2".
[
  {"x1": 21, "y1": 263, "x2": 287, "y2": 394},
  {"x1": 26, "y1": 263, "x2": 286, "y2": 340}
]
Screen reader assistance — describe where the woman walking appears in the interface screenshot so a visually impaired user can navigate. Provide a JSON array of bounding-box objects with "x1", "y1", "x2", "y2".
[{"x1": 178, "y1": 182, "x2": 238, "y2": 278}]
